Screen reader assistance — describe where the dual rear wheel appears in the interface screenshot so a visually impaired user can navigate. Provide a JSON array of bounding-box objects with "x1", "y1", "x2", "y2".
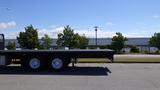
[{"x1": 22, "y1": 57, "x2": 70, "y2": 71}]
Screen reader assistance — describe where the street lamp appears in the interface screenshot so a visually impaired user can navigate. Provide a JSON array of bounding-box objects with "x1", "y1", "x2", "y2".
[{"x1": 94, "y1": 26, "x2": 98, "y2": 49}]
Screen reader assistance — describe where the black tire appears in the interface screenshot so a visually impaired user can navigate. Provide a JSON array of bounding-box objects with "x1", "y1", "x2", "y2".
[
  {"x1": 49, "y1": 58, "x2": 66, "y2": 71},
  {"x1": 22, "y1": 57, "x2": 45, "y2": 71}
]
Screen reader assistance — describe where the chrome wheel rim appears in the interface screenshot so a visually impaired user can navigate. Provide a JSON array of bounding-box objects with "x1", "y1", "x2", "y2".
[
  {"x1": 51, "y1": 58, "x2": 63, "y2": 70},
  {"x1": 29, "y1": 58, "x2": 40, "y2": 69}
]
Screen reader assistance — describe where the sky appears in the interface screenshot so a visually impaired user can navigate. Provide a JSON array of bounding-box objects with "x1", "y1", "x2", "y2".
[{"x1": 0, "y1": 0, "x2": 160, "y2": 39}]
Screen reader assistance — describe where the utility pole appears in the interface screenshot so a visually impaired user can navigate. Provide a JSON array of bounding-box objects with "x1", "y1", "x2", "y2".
[{"x1": 94, "y1": 26, "x2": 98, "y2": 49}]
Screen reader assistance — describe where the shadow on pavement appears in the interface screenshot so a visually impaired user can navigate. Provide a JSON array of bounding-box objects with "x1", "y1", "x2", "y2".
[{"x1": 0, "y1": 66, "x2": 112, "y2": 76}]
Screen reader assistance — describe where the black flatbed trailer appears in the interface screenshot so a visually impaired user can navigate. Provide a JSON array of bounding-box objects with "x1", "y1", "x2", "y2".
[
  {"x1": 0, "y1": 49, "x2": 113, "y2": 59},
  {"x1": 0, "y1": 34, "x2": 114, "y2": 71}
]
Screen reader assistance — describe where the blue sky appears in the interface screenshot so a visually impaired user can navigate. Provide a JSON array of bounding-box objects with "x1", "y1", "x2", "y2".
[{"x1": 0, "y1": 0, "x2": 160, "y2": 38}]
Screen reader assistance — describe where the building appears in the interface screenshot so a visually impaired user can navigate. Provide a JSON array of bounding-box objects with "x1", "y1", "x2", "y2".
[{"x1": 89, "y1": 38, "x2": 158, "y2": 53}]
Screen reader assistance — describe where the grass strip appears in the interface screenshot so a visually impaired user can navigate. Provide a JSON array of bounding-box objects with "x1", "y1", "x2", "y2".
[{"x1": 78, "y1": 57, "x2": 160, "y2": 63}]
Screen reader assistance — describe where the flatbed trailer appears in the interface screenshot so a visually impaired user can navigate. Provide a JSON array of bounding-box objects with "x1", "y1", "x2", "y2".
[{"x1": 0, "y1": 34, "x2": 114, "y2": 71}]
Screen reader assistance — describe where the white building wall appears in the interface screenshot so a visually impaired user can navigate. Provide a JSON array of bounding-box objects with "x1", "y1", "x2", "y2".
[
  {"x1": 150, "y1": 47, "x2": 159, "y2": 53},
  {"x1": 121, "y1": 48, "x2": 131, "y2": 53}
]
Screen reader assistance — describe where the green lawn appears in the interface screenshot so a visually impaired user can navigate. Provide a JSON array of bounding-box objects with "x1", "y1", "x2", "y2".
[{"x1": 78, "y1": 57, "x2": 160, "y2": 63}]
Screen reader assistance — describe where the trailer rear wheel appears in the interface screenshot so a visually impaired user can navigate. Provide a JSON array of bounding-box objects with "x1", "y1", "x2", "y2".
[
  {"x1": 50, "y1": 58, "x2": 64, "y2": 71},
  {"x1": 29, "y1": 58, "x2": 41, "y2": 69},
  {"x1": 22, "y1": 57, "x2": 44, "y2": 71}
]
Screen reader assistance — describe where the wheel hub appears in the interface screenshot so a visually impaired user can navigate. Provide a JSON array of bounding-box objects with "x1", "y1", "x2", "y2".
[
  {"x1": 51, "y1": 58, "x2": 63, "y2": 70},
  {"x1": 29, "y1": 58, "x2": 40, "y2": 69}
]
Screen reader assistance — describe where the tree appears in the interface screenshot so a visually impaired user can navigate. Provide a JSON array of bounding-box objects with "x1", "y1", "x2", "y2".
[
  {"x1": 130, "y1": 46, "x2": 140, "y2": 53},
  {"x1": 6, "y1": 41, "x2": 16, "y2": 50},
  {"x1": 73, "y1": 34, "x2": 88, "y2": 49},
  {"x1": 78, "y1": 35, "x2": 89, "y2": 49},
  {"x1": 149, "y1": 33, "x2": 160, "y2": 50},
  {"x1": 57, "y1": 25, "x2": 75, "y2": 48},
  {"x1": 111, "y1": 32, "x2": 128, "y2": 53},
  {"x1": 56, "y1": 25, "x2": 88, "y2": 49},
  {"x1": 17, "y1": 25, "x2": 40, "y2": 49},
  {"x1": 41, "y1": 34, "x2": 52, "y2": 49}
]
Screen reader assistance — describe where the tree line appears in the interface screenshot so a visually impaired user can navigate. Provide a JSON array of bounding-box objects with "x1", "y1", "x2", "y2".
[
  {"x1": 6, "y1": 25, "x2": 88, "y2": 50},
  {"x1": 6, "y1": 25, "x2": 160, "y2": 53}
]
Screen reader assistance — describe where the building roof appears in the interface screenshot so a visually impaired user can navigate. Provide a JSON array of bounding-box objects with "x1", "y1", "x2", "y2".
[
  {"x1": 125, "y1": 38, "x2": 149, "y2": 46},
  {"x1": 88, "y1": 38, "x2": 150, "y2": 46}
]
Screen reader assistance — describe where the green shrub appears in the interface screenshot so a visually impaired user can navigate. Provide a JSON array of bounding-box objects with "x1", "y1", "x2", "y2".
[
  {"x1": 6, "y1": 41, "x2": 16, "y2": 50},
  {"x1": 130, "y1": 46, "x2": 139, "y2": 53}
]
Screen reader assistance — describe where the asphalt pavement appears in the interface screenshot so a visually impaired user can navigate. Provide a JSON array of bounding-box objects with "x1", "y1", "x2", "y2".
[{"x1": 0, "y1": 63, "x2": 160, "y2": 90}]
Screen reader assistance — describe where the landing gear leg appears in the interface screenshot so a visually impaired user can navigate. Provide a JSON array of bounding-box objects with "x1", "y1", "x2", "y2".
[{"x1": 72, "y1": 58, "x2": 78, "y2": 67}]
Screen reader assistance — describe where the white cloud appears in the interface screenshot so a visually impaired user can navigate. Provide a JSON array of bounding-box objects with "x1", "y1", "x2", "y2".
[
  {"x1": 4, "y1": 32, "x2": 19, "y2": 39},
  {"x1": 153, "y1": 15, "x2": 159, "y2": 18},
  {"x1": 38, "y1": 26, "x2": 116, "y2": 38},
  {"x1": 3, "y1": 25, "x2": 152, "y2": 39},
  {"x1": 3, "y1": 26, "x2": 64, "y2": 39},
  {"x1": 75, "y1": 29, "x2": 115, "y2": 38},
  {"x1": 0, "y1": 21, "x2": 16, "y2": 30},
  {"x1": 106, "y1": 22, "x2": 113, "y2": 26},
  {"x1": 38, "y1": 26, "x2": 64, "y2": 38},
  {"x1": 123, "y1": 30, "x2": 151, "y2": 38}
]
